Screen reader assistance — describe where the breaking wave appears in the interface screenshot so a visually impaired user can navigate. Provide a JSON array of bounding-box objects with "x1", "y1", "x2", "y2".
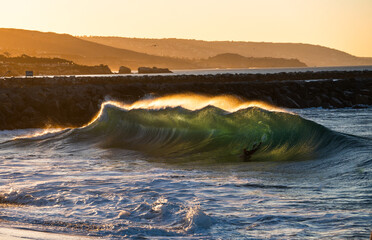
[{"x1": 12, "y1": 94, "x2": 359, "y2": 162}]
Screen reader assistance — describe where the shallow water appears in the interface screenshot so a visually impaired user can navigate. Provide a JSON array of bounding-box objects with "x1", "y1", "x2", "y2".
[{"x1": 0, "y1": 99, "x2": 371, "y2": 239}]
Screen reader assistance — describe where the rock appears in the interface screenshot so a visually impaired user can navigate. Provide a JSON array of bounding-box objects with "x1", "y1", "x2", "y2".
[
  {"x1": 118, "y1": 210, "x2": 131, "y2": 219},
  {"x1": 88, "y1": 101, "x2": 95, "y2": 114},
  {"x1": 343, "y1": 90, "x2": 354, "y2": 99},
  {"x1": 320, "y1": 93, "x2": 329, "y2": 101},
  {"x1": 263, "y1": 96, "x2": 273, "y2": 104},
  {"x1": 343, "y1": 100, "x2": 353, "y2": 107},
  {"x1": 0, "y1": 92, "x2": 9, "y2": 102},
  {"x1": 118, "y1": 66, "x2": 131, "y2": 74},
  {"x1": 138, "y1": 67, "x2": 173, "y2": 74},
  {"x1": 355, "y1": 94, "x2": 369, "y2": 105},
  {"x1": 314, "y1": 96, "x2": 323, "y2": 106},
  {"x1": 321, "y1": 102, "x2": 331, "y2": 109},
  {"x1": 330, "y1": 97, "x2": 343, "y2": 108},
  {"x1": 352, "y1": 104, "x2": 368, "y2": 109},
  {"x1": 285, "y1": 96, "x2": 301, "y2": 108},
  {"x1": 22, "y1": 106, "x2": 37, "y2": 117},
  {"x1": 0, "y1": 103, "x2": 13, "y2": 116},
  {"x1": 9, "y1": 94, "x2": 24, "y2": 107}
]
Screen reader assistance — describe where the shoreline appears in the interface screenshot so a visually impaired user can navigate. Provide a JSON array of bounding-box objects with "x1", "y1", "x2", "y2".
[
  {"x1": 0, "y1": 226, "x2": 98, "y2": 240},
  {"x1": 0, "y1": 70, "x2": 371, "y2": 130},
  {"x1": 0, "y1": 220, "x2": 98, "y2": 240}
]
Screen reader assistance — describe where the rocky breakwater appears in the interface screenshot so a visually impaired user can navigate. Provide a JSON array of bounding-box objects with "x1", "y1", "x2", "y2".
[{"x1": 0, "y1": 70, "x2": 371, "y2": 130}]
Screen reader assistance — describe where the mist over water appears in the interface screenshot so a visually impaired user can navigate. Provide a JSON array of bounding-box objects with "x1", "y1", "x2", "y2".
[{"x1": 0, "y1": 95, "x2": 371, "y2": 239}]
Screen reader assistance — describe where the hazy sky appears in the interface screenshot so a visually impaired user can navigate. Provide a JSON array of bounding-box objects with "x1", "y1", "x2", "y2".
[{"x1": 1, "y1": 0, "x2": 371, "y2": 57}]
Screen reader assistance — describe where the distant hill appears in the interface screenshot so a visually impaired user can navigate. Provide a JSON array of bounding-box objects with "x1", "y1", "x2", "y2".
[
  {"x1": 81, "y1": 36, "x2": 372, "y2": 67},
  {"x1": 0, "y1": 28, "x2": 195, "y2": 70},
  {"x1": 199, "y1": 53, "x2": 306, "y2": 68},
  {"x1": 0, "y1": 29, "x2": 309, "y2": 70},
  {"x1": 0, "y1": 54, "x2": 111, "y2": 76}
]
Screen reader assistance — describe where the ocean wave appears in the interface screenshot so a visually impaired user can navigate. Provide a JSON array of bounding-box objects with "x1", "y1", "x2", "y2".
[
  {"x1": 10, "y1": 94, "x2": 359, "y2": 162},
  {"x1": 70, "y1": 104, "x2": 352, "y2": 162}
]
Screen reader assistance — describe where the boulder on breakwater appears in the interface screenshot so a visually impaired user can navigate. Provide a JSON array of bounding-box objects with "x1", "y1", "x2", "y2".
[
  {"x1": 0, "y1": 70, "x2": 371, "y2": 130},
  {"x1": 118, "y1": 66, "x2": 131, "y2": 74},
  {"x1": 138, "y1": 67, "x2": 173, "y2": 74}
]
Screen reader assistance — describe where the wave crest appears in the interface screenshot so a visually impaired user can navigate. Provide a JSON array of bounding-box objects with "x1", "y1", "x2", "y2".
[
  {"x1": 72, "y1": 100, "x2": 349, "y2": 162},
  {"x1": 13, "y1": 94, "x2": 354, "y2": 162}
]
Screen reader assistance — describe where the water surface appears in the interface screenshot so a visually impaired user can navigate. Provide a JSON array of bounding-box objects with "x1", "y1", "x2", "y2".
[{"x1": 0, "y1": 96, "x2": 371, "y2": 239}]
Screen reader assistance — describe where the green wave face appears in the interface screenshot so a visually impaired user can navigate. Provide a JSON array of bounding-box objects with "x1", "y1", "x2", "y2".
[{"x1": 73, "y1": 104, "x2": 350, "y2": 162}]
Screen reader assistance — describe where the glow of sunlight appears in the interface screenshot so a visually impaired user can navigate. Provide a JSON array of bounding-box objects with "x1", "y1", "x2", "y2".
[
  {"x1": 13, "y1": 128, "x2": 66, "y2": 140},
  {"x1": 14, "y1": 93, "x2": 289, "y2": 139},
  {"x1": 85, "y1": 93, "x2": 289, "y2": 126}
]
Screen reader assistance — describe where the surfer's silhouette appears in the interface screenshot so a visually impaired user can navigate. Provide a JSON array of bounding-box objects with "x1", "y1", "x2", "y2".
[{"x1": 241, "y1": 142, "x2": 262, "y2": 161}]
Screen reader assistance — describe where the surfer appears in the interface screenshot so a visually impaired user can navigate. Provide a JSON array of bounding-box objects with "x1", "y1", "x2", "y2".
[{"x1": 241, "y1": 142, "x2": 262, "y2": 161}]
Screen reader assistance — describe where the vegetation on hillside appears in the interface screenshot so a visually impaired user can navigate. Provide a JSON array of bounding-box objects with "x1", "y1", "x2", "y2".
[
  {"x1": 0, "y1": 54, "x2": 111, "y2": 76},
  {"x1": 199, "y1": 53, "x2": 306, "y2": 68},
  {"x1": 0, "y1": 28, "x2": 195, "y2": 70}
]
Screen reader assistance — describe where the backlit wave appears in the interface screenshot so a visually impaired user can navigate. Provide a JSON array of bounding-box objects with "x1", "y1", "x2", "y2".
[
  {"x1": 12, "y1": 93, "x2": 354, "y2": 162},
  {"x1": 71, "y1": 100, "x2": 350, "y2": 162},
  {"x1": 15, "y1": 94, "x2": 286, "y2": 140},
  {"x1": 85, "y1": 93, "x2": 288, "y2": 127}
]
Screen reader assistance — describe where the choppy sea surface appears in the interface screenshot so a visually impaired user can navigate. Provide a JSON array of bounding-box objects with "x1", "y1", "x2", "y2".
[{"x1": 0, "y1": 94, "x2": 371, "y2": 239}]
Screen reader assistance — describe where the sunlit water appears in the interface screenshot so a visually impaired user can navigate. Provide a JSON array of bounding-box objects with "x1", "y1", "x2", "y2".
[{"x1": 0, "y1": 96, "x2": 371, "y2": 239}]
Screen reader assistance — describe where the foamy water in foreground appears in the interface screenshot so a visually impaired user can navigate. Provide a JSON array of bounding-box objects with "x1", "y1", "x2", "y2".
[{"x1": 0, "y1": 96, "x2": 371, "y2": 239}]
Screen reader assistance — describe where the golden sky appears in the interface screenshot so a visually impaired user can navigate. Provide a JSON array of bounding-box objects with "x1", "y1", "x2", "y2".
[{"x1": 1, "y1": 0, "x2": 371, "y2": 57}]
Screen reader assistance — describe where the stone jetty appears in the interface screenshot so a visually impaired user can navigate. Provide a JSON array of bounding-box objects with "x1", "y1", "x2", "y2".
[{"x1": 0, "y1": 70, "x2": 371, "y2": 130}]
